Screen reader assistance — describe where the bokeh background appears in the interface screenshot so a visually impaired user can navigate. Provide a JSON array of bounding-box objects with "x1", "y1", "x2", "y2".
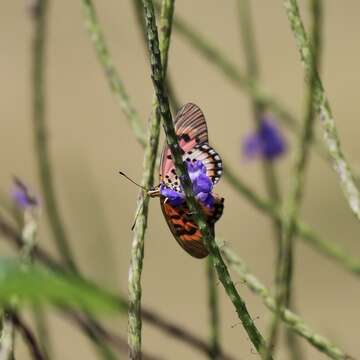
[{"x1": 1, "y1": 1, "x2": 360, "y2": 359}]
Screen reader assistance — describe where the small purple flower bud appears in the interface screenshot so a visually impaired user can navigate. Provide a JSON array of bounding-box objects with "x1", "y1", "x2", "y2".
[
  {"x1": 11, "y1": 178, "x2": 38, "y2": 209},
  {"x1": 242, "y1": 116, "x2": 286, "y2": 161}
]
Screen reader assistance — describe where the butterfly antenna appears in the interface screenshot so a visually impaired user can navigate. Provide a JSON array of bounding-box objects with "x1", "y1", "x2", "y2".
[
  {"x1": 131, "y1": 200, "x2": 144, "y2": 231},
  {"x1": 119, "y1": 171, "x2": 147, "y2": 191}
]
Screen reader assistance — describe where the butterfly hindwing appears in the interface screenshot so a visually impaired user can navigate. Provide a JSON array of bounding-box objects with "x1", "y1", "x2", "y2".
[
  {"x1": 160, "y1": 200, "x2": 208, "y2": 258},
  {"x1": 160, "y1": 195, "x2": 224, "y2": 258}
]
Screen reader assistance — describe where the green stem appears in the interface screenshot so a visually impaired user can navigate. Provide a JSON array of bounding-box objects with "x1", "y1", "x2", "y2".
[
  {"x1": 206, "y1": 256, "x2": 220, "y2": 359},
  {"x1": 81, "y1": 0, "x2": 146, "y2": 147},
  {"x1": 132, "y1": 0, "x2": 180, "y2": 114},
  {"x1": 33, "y1": 1, "x2": 121, "y2": 358},
  {"x1": 272, "y1": 1, "x2": 322, "y2": 357},
  {"x1": 31, "y1": 0, "x2": 77, "y2": 272},
  {"x1": 222, "y1": 245, "x2": 354, "y2": 360},
  {"x1": 283, "y1": 0, "x2": 360, "y2": 222},
  {"x1": 133, "y1": 3, "x2": 219, "y2": 353},
  {"x1": 237, "y1": 1, "x2": 283, "y2": 354},
  {"x1": 128, "y1": 1, "x2": 175, "y2": 358},
  {"x1": 141, "y1": 0, "x2": 271, "y2": 357}
]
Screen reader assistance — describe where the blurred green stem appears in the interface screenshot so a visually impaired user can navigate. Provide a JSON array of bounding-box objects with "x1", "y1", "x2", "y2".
[
  {"x1": 206, "y1": 257, "x2": 220, "y2": 359},
  {"x1": 283, "y1": 0, "x2": 360, "y2": 222},
  {"x1": 31, "y1": 0, "x2": 78, "y2": 272},
  {"x1": 82, "y1": 0, "x2": 146, "y2": 147},
  {"x1": 32, "y1": 0, "x2": 120, "y2": 358},
  {"x1": 141, "y1": 0, "x2": 271, "y2": 357},
  {"x1": 285, "y1": 2, "x2": 322, "y2": 359},
  {"x1": 132, "y1": 0, "x2": 180, "y2": 114},
  {"x1": 128, "y1": 1, "x2": 174, "y2": 358},
  {"x1": 271, "y1": 1, "x2": 322, "y2": 358},
  {"x1": 237, "y1": 1, "x2": 283, "y2": 355},
  {"x1": 221, "y1": 244, "x2": 353, "y2": 360}
]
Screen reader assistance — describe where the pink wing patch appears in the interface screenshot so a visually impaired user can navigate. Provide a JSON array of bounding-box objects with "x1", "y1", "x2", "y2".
[{"x1": 160, "y1": 103, "x2": 222, "y2": 187}]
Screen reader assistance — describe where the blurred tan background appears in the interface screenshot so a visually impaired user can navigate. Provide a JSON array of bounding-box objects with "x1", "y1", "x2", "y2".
[{"x1": 1, "y1": 1, "x2": 360, "y2": 359}]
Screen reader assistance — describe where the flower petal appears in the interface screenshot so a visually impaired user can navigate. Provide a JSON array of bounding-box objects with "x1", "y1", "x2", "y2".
[
  {"x1": 160, "y1": 185, "x2": 185, "y2": 206},
  {"x1": 187, "y1": 160, "x2": 207, "y2": 182},
  {"x1": 196, "y1": 192, "x2": 214, "y2": 208},
  {"x1": 242, "y1": 133, "x2": 262, "y2": 159},
  {"x1": 242, "y1": 116, "x2": 286, "y2": 161},
  {"x1": 259, "y1": 118, "x2": 286, "y2": 160},
  {"x1": 193, "y1": 173, "x2": 213, "y2": 194}
]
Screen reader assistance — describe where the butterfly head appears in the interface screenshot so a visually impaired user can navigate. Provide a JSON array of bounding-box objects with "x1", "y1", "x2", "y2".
[{"x1": 148, "y1": 186, "x2": 160, "y2": 198}]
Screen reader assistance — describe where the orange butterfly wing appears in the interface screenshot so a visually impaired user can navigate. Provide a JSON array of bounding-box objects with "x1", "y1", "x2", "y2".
[{"x1": 160, "y1": 195, "x2": 224, "y2": 258}]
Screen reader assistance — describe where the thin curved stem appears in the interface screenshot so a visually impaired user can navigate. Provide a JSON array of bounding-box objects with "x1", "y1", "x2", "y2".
[
  {"x1": 31, "y1": 0, "x2": 78, "y2": 272},
  {"x1": 237, "y1": 2, "x2": 283, "y2": 355},
  {"x1": 206, "y1": 256, "x2": 220, "y2": 359},
  {"x1": 81, "y1": 0, "x2": 146, "y2": 147},
  {"x1": 128, "y1": 1, "x2": 175, "y2": 358},
  {"x1": 271, "y1": 1, "x2": 322, "y2": 358},
  {"x1": 283, "y1": 0, "x2": 360, "y2": 222}
]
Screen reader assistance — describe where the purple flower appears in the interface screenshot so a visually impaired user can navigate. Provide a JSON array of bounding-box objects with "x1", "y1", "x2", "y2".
[
  {"x1": 11, "y1": 177, "x2": 38, "y2": 209},
  {"x1": 160, "y1": 160, "x2": 214, "y2": 208},
  {"x1": 242, "y1": 116, "x2": 286, "y2": 161},
  {"x1": 160, "y1": 184, "x2": 185, "y2": 206}
]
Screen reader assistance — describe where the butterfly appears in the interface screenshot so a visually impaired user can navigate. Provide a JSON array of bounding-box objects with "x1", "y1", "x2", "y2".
[{"x1": 149, "y1": 103, "x2": 224, "y2": 258}]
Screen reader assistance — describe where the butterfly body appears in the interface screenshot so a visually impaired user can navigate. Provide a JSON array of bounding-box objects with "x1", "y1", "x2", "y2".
[{"x1": 152, "y1": 103, "x2": 224, "y2": 259}]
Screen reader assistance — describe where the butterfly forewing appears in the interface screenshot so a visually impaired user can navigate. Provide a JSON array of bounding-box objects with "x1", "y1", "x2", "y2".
[
  {"x1": 174, "y1": 103, "x2": 208, "y2": 144},
  {"x1": 160, "y1": 103, "x2": 223, "y2": 187}
]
